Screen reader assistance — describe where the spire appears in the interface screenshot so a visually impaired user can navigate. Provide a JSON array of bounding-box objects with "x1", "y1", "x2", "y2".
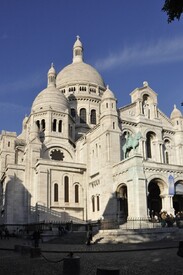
[
  {"x1": 73, "y1": 35, "x2": 83, "y2": 63},
  {"x1": 47, "y1": 63, "x2": 56, "y2": 87}
]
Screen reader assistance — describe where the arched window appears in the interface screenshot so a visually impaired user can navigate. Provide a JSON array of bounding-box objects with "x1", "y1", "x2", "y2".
[
  {"x1": 75, "y1": 49, "x2": 81, "y2": 56},
  {"x1": 41, "y1": 119, "x2": 45, "y2": 131},
  {"x1": 64, "y1": 176, "x2": 69, "y2": 202},
  {"x1": 165, "y1": 151, "x2": 169, "y2": 164},
  {"x1": 146, "y1": 132, "x2": 155, "y2": 159},
  {"x1": 92, "y1": 196, "x2": 95, "y2": 212},
  {"x1": 164, "y1": 139, "x2": 170, "y2": 164},
  {"x1": 52, "y1": 119, "x2": 56, "y2": 132},
  {"x1": 75, "y1": 185, "x2": 79, "y2": 203},
  {"x1": 97, "y1": 195, "x2": 100, "y2": 211},
  {"x1": 80, "y1": 108, "x2": 86, "y2": 123},
  {"x1": 58, "y1": 120, "x2": 62, "y2": 132},
  {"x1": 54, "y1": 183, "x2": 58, "y2": 202},
  {"x1": 146, "y1": 134, "x2": 151, "y2": 158},
  {"x1": 90, "y1": 109, "x2": 96, "y2": 124},
  {"x1": 36, "y1": 120, "x2": 40, "y2": 130}
]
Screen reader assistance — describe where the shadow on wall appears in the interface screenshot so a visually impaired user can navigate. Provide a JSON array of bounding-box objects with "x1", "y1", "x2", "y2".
[
  {"x1": 32, "y1": 203, "x2": 86, "y2": 224},
  {"x1": 2, "y1": 175, "x2": 31, "y2": 224},
  {"x1": 101, "y1": 192, "x2": 127, "y2": 229},
  {"x1": 1, "y1": 175, "x2": 85, "y2": 225}
]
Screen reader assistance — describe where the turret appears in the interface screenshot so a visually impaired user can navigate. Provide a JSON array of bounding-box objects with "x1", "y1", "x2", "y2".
[
  {"x1": 170, "y1": 104, "x2": 183, "y2": 130},
  {"x1": 100, "y1": 85, "x2": 118, "y2": 130}
]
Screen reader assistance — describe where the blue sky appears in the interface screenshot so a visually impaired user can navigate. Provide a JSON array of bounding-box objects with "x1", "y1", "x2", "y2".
[{"x1": 1, "y1": 0, "x2": 183, "y2": 134}]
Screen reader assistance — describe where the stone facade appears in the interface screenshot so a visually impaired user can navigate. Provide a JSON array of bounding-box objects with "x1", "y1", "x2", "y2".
[{"x1": 0, "y1": 37, "x2": 183, "y2": 225}]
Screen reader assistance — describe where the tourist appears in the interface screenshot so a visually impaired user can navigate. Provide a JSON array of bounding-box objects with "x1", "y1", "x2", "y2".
[{"x1": 32, "y1": 230, "x2": 40, "y2": 248}]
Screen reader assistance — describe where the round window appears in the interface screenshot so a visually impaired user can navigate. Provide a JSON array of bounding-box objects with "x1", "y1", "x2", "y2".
[{"x1": 50, "y1": 149, "x2": 64, "y2": 161}]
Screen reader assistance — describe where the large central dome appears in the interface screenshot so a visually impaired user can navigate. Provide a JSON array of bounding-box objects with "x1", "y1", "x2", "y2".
[
  {"x1": 56, "y1": 62, "x2": 105, "y2": 88},
  {"x1": 56, "y1": 36, "x2": 105, "y2": 89}
]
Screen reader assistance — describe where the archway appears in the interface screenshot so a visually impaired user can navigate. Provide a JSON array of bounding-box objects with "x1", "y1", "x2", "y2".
[
  {"x1": 116, "y1": 184, "x2": 128, "y2": 223},
  {"x1": 147, "y1": 180, "x2": 162, "y2": 218},
  {"x1": 173, "y1": 181, "x2": 183, "y2": 214}
]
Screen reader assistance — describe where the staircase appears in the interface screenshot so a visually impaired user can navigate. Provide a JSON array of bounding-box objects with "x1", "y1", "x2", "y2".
[
  {"x1": 46, "y1": 231, "x2": 87, "y2": 244},
  {"x1": 92, "y1": 227, "x2": 183, "y2": 244}
]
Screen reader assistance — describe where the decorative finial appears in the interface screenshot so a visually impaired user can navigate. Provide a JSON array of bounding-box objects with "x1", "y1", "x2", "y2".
[
  {"x1": 106, "y1": 85, "x2": 109, "y2": 89},
  {"x1": 51, "y1": 62, "x2": 54, "y2": 68},
  {"x1": 174, "y1": 104, "x2": 176, "y2": 109},
  {"x1": 143, "y1": 81, "x2": 148, "y2": 87},
  {"x1": 76, "y1": 35, "x2": 80, "y2": 40}
]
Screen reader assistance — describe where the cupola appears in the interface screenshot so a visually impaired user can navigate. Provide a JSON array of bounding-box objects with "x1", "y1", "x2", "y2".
[{"x1": 73, "y1": 35, "x2": 83, "y2": 63}]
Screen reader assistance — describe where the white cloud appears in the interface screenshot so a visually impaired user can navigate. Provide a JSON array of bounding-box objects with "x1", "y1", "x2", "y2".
[{"x1": 95, "y1": 36, "x2": 183, "y2": 71}]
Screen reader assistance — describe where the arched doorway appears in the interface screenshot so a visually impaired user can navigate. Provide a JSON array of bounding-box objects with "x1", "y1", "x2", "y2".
[
  {"x1": 147, "y1": 180, "x2": 162, "y2": 218},
  {"x1": 116, "y1": 184, "x2": 128, "y2": 223},
  {"x1": 173, "y1": 181, "x2": 183, "y2": 214}
]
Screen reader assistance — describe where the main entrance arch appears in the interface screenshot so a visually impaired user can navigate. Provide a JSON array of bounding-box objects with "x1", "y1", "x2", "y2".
[
  {"x1": 116, "y1": 184, "x2": 128, "y2": 223},
  {"x1": 147, "y1": 179, "x2": 164, "y2": 217}
]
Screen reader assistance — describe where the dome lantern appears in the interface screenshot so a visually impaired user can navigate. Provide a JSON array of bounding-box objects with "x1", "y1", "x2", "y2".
[
  {"x1": 73, "y1": 35, "x2": 83, "y2": 64},
  {"x1": 47, "y1": 63, "x2": 56, "y2": 87}
]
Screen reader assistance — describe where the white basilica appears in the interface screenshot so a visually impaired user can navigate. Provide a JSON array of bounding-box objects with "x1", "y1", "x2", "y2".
[{"x1": 0, "y1": 36, "x2": 183, "y2": 225}]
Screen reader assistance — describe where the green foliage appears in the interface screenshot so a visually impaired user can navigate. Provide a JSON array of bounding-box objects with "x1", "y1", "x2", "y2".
[{"x1": 162, "y1": 0, "x2": 183, "y2": 23}]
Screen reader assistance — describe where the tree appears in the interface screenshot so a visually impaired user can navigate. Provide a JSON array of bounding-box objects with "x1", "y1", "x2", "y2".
[{"x1": 162, "y1": 0, "x2": 183, "y2": 23}]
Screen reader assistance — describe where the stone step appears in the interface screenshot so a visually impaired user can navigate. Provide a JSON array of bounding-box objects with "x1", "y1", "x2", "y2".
[
  {"x1": 92, "y1": 227, "x2": 183, "y2": 244},
  {"x1": 47, "y1": 231, "x2": 87, "y2": 244}
]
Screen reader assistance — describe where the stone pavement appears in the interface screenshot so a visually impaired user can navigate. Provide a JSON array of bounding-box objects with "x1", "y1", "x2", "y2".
[{"x1": 0, "y1": 237, "x2": 183, "y2": 274}]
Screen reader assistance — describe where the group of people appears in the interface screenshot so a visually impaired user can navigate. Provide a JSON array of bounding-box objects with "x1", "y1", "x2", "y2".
[
  {"x1": 0, "y1": 227, "x2": 9, "y2": 239},
  {"x1": 150, "y1": 210, "x2": 183, "y2": 228},
  {"x1": 58, "y1": 225, "x2": 67, "y2": 236},
  {"x1": 159, "y1": 211, "x2": 175, "y2": 227}
]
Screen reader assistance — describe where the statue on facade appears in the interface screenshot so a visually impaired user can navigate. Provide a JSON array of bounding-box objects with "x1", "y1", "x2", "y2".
[{"x1": 122, "y1": 131, "x2": 142, "y2": 158}]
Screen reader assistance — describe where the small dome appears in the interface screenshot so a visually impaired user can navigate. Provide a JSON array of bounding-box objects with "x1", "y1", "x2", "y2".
[
  {"x1": 170, "y1": 104, "x2": 182, "y2": 119},
  {"x1": 102, "y1": 85, "x2": 115, "y2": 100},
  {"x1": 32, "y1": 86, "x2": 69, "y2": 113}
]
